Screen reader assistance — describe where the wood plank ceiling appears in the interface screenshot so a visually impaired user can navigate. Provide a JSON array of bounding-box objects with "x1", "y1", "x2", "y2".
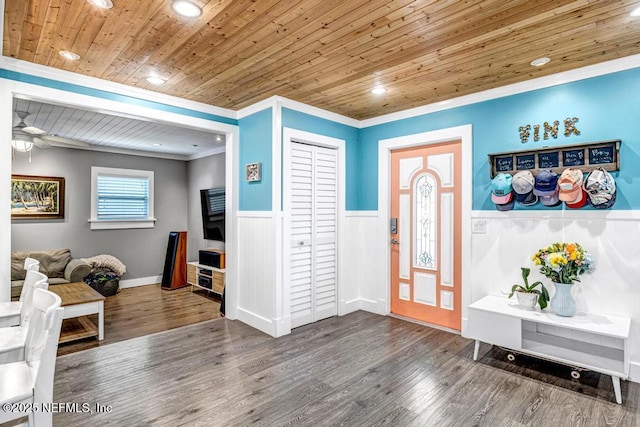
[{"x1": 4, "y1": 0, "x2": 640, "y2": 120}]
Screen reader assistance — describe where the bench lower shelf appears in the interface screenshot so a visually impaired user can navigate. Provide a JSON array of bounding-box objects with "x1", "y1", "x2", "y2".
[{"x1": 59, "y1": 316, "x2": 99, "y2": 344}]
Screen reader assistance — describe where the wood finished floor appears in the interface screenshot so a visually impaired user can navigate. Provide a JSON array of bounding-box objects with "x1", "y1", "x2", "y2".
[
  {"x1": 52, "y1": 311, "x2": 639, "y2": 426},
  {"x1": 57, "y1": 284, "x2": 221, "y2": 355}
]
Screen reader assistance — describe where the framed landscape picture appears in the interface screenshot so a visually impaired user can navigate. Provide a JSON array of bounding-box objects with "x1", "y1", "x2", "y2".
[{"x1": 11, "y1": 175, "x2": 65, "y2": 219}]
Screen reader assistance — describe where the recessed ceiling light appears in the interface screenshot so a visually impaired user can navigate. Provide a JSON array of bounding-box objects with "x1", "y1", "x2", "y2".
[
  {"x1": 87, "y1": 0, "x2": 113, "y2": 9},
  {"x1": 371, "y1": 86, "x2": 387, "y2": 95},
  {"x1": 152, "y1": 143, "x2": 162, "y2": 147},
  {"x1": 59, "y1": 50, "x2": 80, "y2": 61},
  {"x1": 530, "y1": 57, "x2": 551, "y2": 67},
  {"x1": 146, "y1": 76, "x2": 166, "y2": 85},
  {"x1": 631, "y1": 6, "x2": 640, "y2": 17},
  {"x1": 172, "y1": 0, "x2": 202, "y2": 18}
]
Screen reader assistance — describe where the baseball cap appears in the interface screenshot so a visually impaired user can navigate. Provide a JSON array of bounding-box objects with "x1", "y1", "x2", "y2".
[
  {"x1": 533, "y1": 169, "x2": 558, "y2": 196},
  {"x1": 518, "y1": 191, "x2": 538, "y2": 206},
  {"x1": 584, "y1": 168, "x2": 616, "y2": 209},
  {"x1": 495, "y1": 193, "x2": 515, "y2": 211},
  {"x1": 558, "y1": 168, "x2": 584, "y2": 202},
  {"x1": 539, "y1": 190, "x2": 561, "y2": 207},
  {"x1": 491, "y1": 173, "x2": 513, "y2": 204},
  {"x1": 566, "y1": 188, "x2": 588, "y2": 209},
  {"x1": 512, "y1": 171, "x2": 538, "y2": 206}
]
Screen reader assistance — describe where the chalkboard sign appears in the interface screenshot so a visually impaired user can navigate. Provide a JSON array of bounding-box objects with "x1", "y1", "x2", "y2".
[
  {"x1": 538, "y1": 152, "x2": 559, "y2": 168},
  {"x1": 562, "y1": 149, "x2": 585, "y2": 166},
  {"x1": 516, "y1": 154, "x2": 535, "y2": 170},
  {"x1": 589, "y1": 146, "x2": 614, "y2": 164},
  {"x1": 488, "y1": 140, "x2": 619, "y2": 178},
  {"x1": 495, "y1": 156, "x2": 513, "y2": 172}
]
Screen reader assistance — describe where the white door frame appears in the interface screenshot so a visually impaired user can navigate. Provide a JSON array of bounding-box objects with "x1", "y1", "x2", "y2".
[
  {"x1": 377, "y1": 125, "x2": 473, "y2": 334},
  {"x1": 0, "y1": 77, "x2": 239, "y2": 315},
  {"x1": 281, "y1": 127, "x2": 345, "y2": 335}
]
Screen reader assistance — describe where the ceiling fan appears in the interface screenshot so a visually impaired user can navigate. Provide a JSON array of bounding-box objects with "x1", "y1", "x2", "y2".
[{"x1": 12, "y1": 111, "x2": 91, "y2": 150}]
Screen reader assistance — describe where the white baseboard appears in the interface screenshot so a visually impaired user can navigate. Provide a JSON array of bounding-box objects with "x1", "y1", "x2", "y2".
[
  {"x1": 359, "y1": 298, "x2": 381, "y2": 314},
  {"x1": 273, "y1": 315, "x2": 291, "y2": 337},
  {"x1": 237, "y1": 306, "x2": 276, "y2": 337},
  {"x1": 119, "y1": 275, "x2": 161, "y2": 289},
  {"x1": 340, "y1": 298, "x2": 362, "y2": 316}
]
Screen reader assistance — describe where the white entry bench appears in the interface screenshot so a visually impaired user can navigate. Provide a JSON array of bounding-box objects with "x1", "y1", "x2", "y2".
[{"x1": 465, "y1": 295, "x2": 631, "y2": 404}]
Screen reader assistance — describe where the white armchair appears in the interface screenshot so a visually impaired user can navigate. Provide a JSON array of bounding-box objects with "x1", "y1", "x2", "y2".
[
  {"x1": 0, "y1": 288, "x2": 63, "y2": 427},
  {"x1": 0, "y1": 257, "x2": 40, "y2": 327},
  {"x1": 0, "y1": 270, "x2": 48, "y2": 364}
]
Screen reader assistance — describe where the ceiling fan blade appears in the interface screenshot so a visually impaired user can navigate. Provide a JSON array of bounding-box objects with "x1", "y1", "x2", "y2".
[
  {"x1": 38, "y1": 135, "x2": 91, "y2": 148},
  {"x1": 33, "y1": 137, "x2": 52, "y2": 148},
  {"x1": 21, "y1": 125, "x2": 47, "y2": 135}
]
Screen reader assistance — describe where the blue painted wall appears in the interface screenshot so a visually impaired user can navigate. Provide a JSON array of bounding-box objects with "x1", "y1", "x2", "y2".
[
  {"x1": 360, "y1": 67, "x2": 640, "y2": 210},
  {"x1": 239, "y1": 108, "x2": 273, "y2": 211},
  {"x1": 282, "y1": 108, "x2": 360, "y2": 210}
]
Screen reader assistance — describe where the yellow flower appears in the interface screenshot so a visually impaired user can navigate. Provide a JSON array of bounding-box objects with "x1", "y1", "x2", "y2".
[{"x1": 548, "y1": 252, "x2": 568, "y2": 268}]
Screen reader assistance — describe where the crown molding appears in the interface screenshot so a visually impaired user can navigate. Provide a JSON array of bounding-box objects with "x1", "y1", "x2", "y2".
[
  {"x1": 236, "y1": 98, "x2": 277, "y2": 119},
  {"x1": 275, "y1": 96, "x2": 360, "y2": 128},
  {"x1": 0, "y1": 57, "x2": 237, "y2": 120},
  {"x1": 188, "y1": 145, "x2": 226, "y2": 160},
  {"x1": 360, "y1": 54, "x2": 640, "y2": 128}
]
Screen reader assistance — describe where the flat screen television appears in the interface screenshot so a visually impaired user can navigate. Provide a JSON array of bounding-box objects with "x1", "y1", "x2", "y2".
[{"x1": 200, "y1": 187, "x2": 225, "y2": 241}]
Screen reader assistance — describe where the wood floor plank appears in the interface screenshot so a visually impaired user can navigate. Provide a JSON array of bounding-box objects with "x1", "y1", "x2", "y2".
[
  {"x1": 51, "y1": 311, "x2": 640, "y2": 426},
  {"x1": 56, "y1": 284, "x2": 221, "y2": 355}
]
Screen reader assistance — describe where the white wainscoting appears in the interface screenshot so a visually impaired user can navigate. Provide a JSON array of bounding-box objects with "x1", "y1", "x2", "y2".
[
  {"x1": 341, "y1": 214, "x2": 387, "y2": 315},
  {"x1": 236, "y1": 214, "x2": 276, "y2": 336},
  {"x1": 469, "y1": 210, "x2": 640, "y2": 383}
]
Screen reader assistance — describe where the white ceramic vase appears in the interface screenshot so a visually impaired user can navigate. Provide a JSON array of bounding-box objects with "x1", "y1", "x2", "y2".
[{"x1": 515, "y1": 291, "x2": 538, "y2": 309}]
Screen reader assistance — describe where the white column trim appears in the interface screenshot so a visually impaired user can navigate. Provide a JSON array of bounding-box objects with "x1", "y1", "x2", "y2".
[
  {"x1": 273, "y1": 101, "x2": 284, "y2": 334},
  {"x1": 0, "y1": 79, "x2": 11, "y2": 302},
  {"x1": 378, "y1": 124, "x2": 473, "y2": 332}
]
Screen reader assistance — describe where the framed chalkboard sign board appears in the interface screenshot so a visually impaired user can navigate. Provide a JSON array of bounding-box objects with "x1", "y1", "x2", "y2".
[
  {"x1": 538, "y1": 152, "x2": 559, "y2": 168},
  {"x1": 562, "y1": 149, "x2": 585, "y2": 167},
  {"x1": 589, "y1": 146, "x2": 615, "y2": 164},
  {"x1": 488, "y1": 139, "x2": 620, "y2": 178},
  {"x1": 516, "y1": 154, "x2": 535, "y2": 170},
  {"x1": 495, "y1": 156, "x2": 513, "y2": 172}
]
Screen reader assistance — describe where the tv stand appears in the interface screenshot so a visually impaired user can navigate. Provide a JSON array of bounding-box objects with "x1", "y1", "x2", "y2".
[
  {"x1": 186, "y1": 262, "x2": 225, "y2": 295},
  {"x1": 466, "y1": 295, "x2": 631, "y2": 404}
]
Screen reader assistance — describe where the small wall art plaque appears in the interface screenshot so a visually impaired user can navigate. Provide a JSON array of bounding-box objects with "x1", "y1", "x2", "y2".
[{"x1": 245, "y1": 162, "x2": 262, "y2": 182}]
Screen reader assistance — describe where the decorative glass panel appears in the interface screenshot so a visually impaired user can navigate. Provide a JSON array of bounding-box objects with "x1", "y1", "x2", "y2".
[{"x1": 414, "y1": 173, "x2": 437, "y2": 269}]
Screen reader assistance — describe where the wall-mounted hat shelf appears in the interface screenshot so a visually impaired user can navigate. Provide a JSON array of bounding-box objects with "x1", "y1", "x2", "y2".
[{"x1": 488, "y1": 140, "x2": 620, "y2": 178}]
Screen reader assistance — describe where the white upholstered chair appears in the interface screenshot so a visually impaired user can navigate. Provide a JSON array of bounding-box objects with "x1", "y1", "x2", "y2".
[
  {"x1": 0, "y1": 288, "x2": 63, "y2": 427},
  {"x1": 0, "y1": 258, "x2": 40, "y2": 327},
  {"x1": 0, "y1": 271, "x2": 49, "y2": 364}
]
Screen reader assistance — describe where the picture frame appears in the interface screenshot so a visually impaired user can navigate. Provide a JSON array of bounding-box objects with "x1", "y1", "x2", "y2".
[
  {"x1": 11, "y1": 175, "x2": 65, "y2": 219},
  {"x1": 246, "y1": 162, "x2": 262, "y2": 182}
]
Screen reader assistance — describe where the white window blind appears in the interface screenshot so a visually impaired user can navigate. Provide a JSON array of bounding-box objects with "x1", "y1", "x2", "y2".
[
  {"x1": 90, "y1": 167, "x2": 155, "y2": 230},
  {"x1": 97, "y1": 175, "x2": 149, "y2": 220}
]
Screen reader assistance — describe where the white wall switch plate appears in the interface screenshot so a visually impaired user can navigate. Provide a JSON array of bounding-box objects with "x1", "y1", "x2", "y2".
[{"x1": 472, "y1": 219, "x2": 486, "y2": 234}]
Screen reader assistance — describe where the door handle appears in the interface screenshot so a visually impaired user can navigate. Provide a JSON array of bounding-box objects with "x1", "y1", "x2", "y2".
[{"x1": 390, "y1": 238, "x2": 399, "y2": 245}]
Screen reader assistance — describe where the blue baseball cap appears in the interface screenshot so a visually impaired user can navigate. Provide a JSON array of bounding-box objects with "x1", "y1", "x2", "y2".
[
  {"x1": 533, "y1": 169, "x2": 558, "y2": 196},
  {"x1": 491, "y1": 173, "x2": 513, "y2": 204}
]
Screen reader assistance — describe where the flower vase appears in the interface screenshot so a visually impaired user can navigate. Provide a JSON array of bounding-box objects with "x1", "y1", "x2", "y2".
[{"x1": 550, "y1": 282, "x2": 576, "y2": 317}]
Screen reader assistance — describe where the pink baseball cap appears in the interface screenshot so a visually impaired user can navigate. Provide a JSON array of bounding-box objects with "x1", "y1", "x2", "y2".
[{"x1": 558, "y1": 168, "x2": 584, "y2": 202}]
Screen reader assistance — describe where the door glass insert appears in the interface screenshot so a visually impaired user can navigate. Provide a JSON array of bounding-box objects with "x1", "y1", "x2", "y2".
[{"x1": 414, "y1": 173, "x2": 437, "y2": 269}]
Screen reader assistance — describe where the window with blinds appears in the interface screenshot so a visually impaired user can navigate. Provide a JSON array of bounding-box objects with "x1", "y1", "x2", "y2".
[
  {"x1": 90, "y1": 167, "x2": 155, "y2": 230},
  {"x1": 97, "y1": 175, "x2": 149, "y2": 220}
]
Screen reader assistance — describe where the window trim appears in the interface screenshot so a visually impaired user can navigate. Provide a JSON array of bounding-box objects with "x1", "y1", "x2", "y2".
[{"x1": 90, "y1": 166, "x2": 156, "y2": 230}]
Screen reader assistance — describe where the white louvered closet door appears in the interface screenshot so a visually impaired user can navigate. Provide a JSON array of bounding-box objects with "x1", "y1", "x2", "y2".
[{"x1": 290, "y1": 142, "x2": 338, "y2": 328}]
